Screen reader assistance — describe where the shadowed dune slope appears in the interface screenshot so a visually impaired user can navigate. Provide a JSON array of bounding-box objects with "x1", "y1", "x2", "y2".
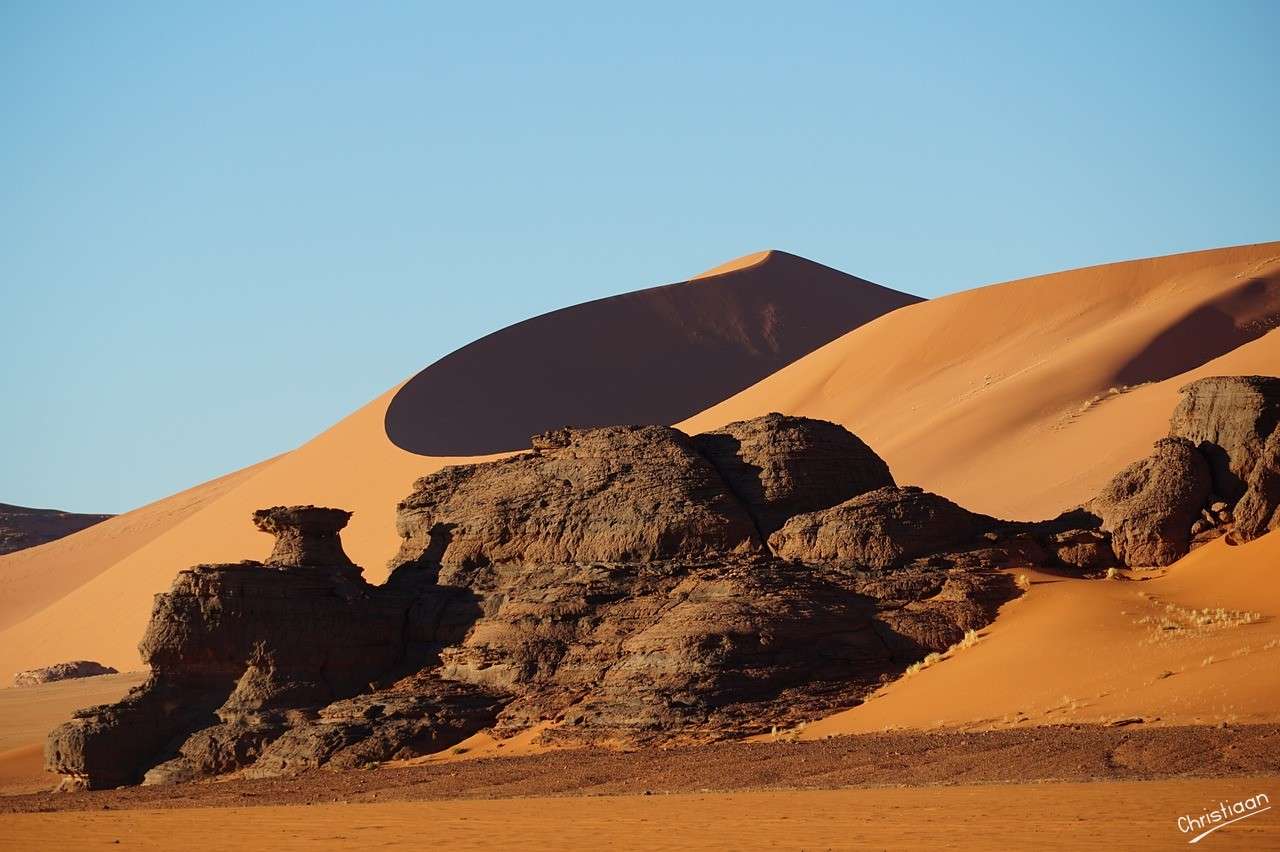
[
  {"x1": 681, "y1": 241, "x2": 1280, "y2": 520},
  {"x1": 384, "y1": 250, "x2": 921, "y2": 456}
]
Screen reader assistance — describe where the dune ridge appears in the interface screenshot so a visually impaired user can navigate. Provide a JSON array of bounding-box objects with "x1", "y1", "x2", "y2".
[{"x1": 680, "y1": 240, "x2": 1280, "y2": 520}]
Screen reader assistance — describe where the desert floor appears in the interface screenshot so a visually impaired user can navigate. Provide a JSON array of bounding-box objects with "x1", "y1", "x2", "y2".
[
  {"x1": 2, "y1": 777, "x2": 1277, "y2": 850},
  {"x1": 4, "y1": 723, "x2": 1279, "y2": 848}
]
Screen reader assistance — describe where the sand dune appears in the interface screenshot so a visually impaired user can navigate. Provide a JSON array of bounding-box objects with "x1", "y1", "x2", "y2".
[
  {"x1": 796, "y1": 533, "x2": 1280, "y2": 736},
  {"x1": 0, "y1": 252, "x2": 915, "y2": 676},
  {"x1": 681, "y1": 241, "x2": 1280, "y2": 520},
  {"x1": 384, "y1": 249, "x2": 919, "y2": 456},
  {"x1": 0, "y1": 672, "x2": 145, "y2": 794},
  {"x1": 2, "y1": 242, "x2": 1276, "y2": 681}
]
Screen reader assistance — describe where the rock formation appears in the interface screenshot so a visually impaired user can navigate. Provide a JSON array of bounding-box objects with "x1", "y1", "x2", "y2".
[
  {"x1": 45, "y1": 379, "x2": 1280, "y2": 789},
  {"x1": 768, "y1": 486, "x2": 997, "y2": 568},
  {"x1": 47, "y1": 506, "x2": 499, "y2": 790},
  {"x1": 13, "y1": 661, "x2": 118, "y2": 687},
  {"x1": 1169, "y1": 376, "x2": 1280, "y2": 542},
  {"x1": 1084, "y1": 438, "x2": 1212, "y2": 566},
  {"x1": 692, "y1": 413, "x2": 895, "y2": 536}
]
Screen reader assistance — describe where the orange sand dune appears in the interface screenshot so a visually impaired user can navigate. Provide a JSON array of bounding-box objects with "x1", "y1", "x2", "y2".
[
  {"x1": 0, "y1": 252, "x2": 914, "y2": 676},
  {"x1": 681, "y1": 241, "x2": 1280, "y2": 520},
  {"x1": 795, "y1": 533, "x2": 1280, "y2": 737}
]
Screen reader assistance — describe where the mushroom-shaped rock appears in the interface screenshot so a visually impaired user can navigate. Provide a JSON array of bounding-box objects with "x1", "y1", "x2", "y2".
[{"x1": 252, "y1": 505, "x2": 355, "y2": 569}]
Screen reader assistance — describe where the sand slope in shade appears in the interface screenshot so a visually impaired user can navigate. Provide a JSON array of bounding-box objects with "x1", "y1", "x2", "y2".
[
  {"x1": 795, "y1": 533, "x2": 1280, "y2": 737},
  {"x1": 2, "y1": 242, "x2": 1277, "y2": 679},
  {"x1": 3, "y1": 778, "x2": 1276, "y2": 850},
  {"x1": 681, "y1": 241, "x2": 1280, "y2": 521},
  {"x1": 383, "y1": 250, "x2": 920, "y2": 456}
]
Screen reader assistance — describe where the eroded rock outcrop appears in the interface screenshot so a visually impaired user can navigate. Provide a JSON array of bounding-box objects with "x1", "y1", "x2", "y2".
[
  {"x1": 393, "y1": 425, "x2": 761, "y2": 573},
  {"x1": 13, "y1": 660, "x2": 118, "y2": 687},
  {"x1": 693, "y1": 413, "x2": 895, "y2": 536},
  {"x1": 768, "y1": 486, "x2": 997, "y2": 568},
  {"x1": 48, "y1": 382, "x2": 1279, "y2": 790}
]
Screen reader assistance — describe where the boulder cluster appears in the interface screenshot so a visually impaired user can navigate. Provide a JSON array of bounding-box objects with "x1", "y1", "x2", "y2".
[{"x1": 46, "y1": 376, "x2": 1279, "y2": 789}]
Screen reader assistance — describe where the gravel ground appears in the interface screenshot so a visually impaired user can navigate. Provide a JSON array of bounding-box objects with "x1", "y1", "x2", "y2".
[{"x1": 4, "y1": 723, "x2": 1277, "y2": 814}]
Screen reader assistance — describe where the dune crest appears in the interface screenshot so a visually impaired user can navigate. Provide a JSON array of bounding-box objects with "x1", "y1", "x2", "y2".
[
  {"x1": 680, "y1": 241, "x2": 1280, "y2": 520},
  {"x1": 383, "y1": 249, "x2": 919, "y2": 456},
  {"x1": 2, "y1": 243, "x2": 1276, "y2": 678}
]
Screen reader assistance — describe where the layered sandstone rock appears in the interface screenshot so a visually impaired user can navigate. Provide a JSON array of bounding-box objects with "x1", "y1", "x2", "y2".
[{"x1": 46, "y1": 508, "x2": 492, "y2": 790}]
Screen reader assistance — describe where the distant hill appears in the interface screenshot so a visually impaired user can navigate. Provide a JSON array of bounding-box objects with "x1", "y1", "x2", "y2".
[{"x1": 0, "y1": 504, "x2": 112, "y2": 556}]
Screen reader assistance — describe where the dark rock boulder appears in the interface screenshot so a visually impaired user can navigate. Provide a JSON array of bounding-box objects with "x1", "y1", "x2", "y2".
[
  {"x1": 693, "y1": 413, "x2": 895, "y2": 537},
  {"x1": 767, "y1": 486, "x2": 997, "y2": 569},
  {"x1": 45, "y1": 507, "x2": 453, "y2": 789},
  {"x1": 13, "y1": 660, "x2": 118, "y2": 687},
  {"x1": 1085, "y1": 437, "x2": 1212, "y2": 566},
  {"x1": 392, "y1": 424, "x2": 762, "y2": 576},
  {"x1": 1233, "y1": 429, "x2": 1280, "y2": 540}
]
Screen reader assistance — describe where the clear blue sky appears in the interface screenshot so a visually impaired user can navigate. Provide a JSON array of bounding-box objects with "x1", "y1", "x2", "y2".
[{"x1": 2, "y1": 2, "x2": 1277, "y2": 513}]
